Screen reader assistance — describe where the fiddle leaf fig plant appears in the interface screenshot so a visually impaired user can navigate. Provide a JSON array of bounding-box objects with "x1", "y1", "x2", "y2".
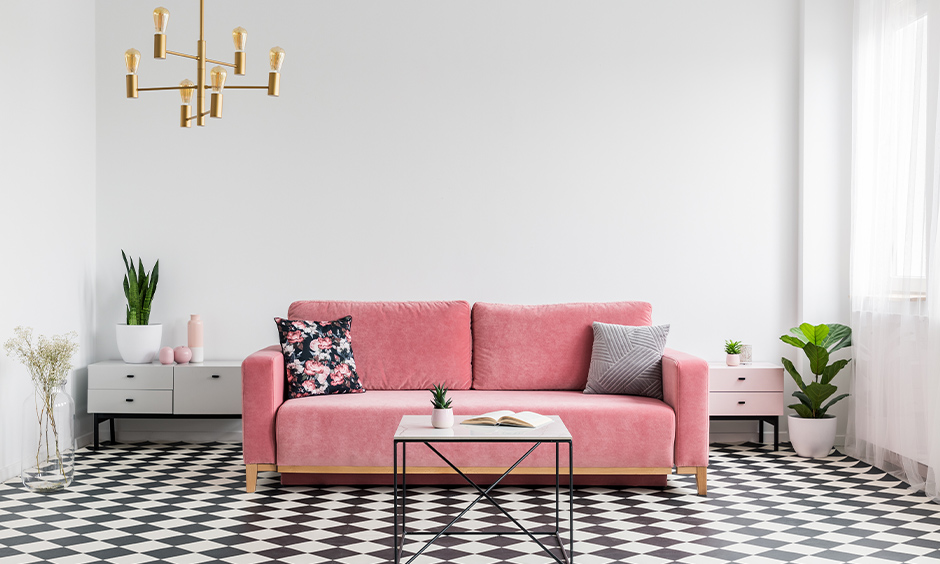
[{"x1": 780, "y1": 323, "x2": 852, "y2": 419}]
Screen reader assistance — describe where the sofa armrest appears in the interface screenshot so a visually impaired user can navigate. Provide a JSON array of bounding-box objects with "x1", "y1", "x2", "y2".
[
  {"x1": 242, "y1": 345, "x2": 285, "y2": 465},
  {"x1": 661, "y1": 348, "x2": 709, "y2": 468}
]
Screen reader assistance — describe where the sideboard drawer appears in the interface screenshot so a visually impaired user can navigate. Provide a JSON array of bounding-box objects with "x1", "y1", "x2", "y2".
[
  {"x1": 89, "y1": 364, "x2": 173, "y2": 390},
  {"x1": 709, "y1": 392, "x2": 783, "y2": 416},
  {"x1": 173, "y1": 365, "x2": 242, "y2": 414},
  {"x1": 88, "y1": 389, "x2": 173, "y2": 414},
  {"x1": 709, "y1": 367, "x2": 784, "y2": 392}
]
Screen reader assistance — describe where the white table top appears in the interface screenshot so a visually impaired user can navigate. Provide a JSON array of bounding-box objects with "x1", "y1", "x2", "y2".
[
  {"x1": 90, "y1": 360, "x2": 241, "y2": 367},
  {"x1": 394, "y1": 415, "x2": 572, "y2": 441},
  {"x1": 707, "y1": 361, "x2": 782, "y2": 369}
]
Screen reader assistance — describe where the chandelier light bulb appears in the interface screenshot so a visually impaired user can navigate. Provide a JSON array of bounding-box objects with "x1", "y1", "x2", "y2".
[
  {"x1": 232, "y1": 27, "x2": 248, "y2": 51},
  {"x1": 153, "y1": 7, "x2": 170, "y2": 34},
  {"x1": 125, "y1": 48, "x2": 141, "y2": 74},
  {"x1": 179, "y1": 79, "x2": 195, "y2": 105},
  {"x1": 210, "y1": 66, "x2": 227, "y2": 93},
  {"x1": 269, "y1": 46, "x2": 285, "y2": 72}
]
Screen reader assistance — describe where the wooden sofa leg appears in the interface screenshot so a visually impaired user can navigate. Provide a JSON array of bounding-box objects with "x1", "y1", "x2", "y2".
[
  {"x1": 696, "y1": 466, "x2": 707, "y2": 496},
  {"x1": 246, "y1": 464, "x2": 258, "y2": 493}
]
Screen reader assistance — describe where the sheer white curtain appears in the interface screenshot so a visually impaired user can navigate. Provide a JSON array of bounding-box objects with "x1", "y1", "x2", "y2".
[{"x1": 848, "y1": 0, "x2": 940, "y2": 502}]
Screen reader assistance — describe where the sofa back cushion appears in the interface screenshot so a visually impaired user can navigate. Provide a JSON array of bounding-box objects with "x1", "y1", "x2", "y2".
[
  {"x1": 471, "y1": 302, "x2": 653, "y2": 390},
  {"x1": 287, "y1": 300, "x2": 472, "y2": 390}
]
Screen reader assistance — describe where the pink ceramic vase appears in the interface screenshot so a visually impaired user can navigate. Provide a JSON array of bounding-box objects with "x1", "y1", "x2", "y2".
[
  {"x1": 159, "y1": 347, "x2": 175, "y2": 365},
  {"x1": 188, "y1": 314, "x2": 204, "y2": 363},
  {"x1": 174, "y1": 346, "x2": 193, "y2": 364}
]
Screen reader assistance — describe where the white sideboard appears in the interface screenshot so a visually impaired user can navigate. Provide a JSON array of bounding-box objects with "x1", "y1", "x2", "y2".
[{"x1": 88, "y1": 360, "x2": 242, "y2": 449}]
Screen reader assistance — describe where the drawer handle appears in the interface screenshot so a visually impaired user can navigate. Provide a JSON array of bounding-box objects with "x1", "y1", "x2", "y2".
[
  {"x1": 738, "y1": 377, "x2": 746, "y2": 381},
  {"x1": 211, "y1": 374, "x2": 220, "y2": 379},
  {"x1": 125, "y1": 398, "x2": 134, "y2": 402},
  {"x1": 738, "y1": 401, "x2": 745, "y2": 404},
  {"x1": 126, "y1": 374, "x2": 135, "y2": 378}
]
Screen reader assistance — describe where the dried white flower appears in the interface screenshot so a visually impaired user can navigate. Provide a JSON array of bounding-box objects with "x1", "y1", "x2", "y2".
[{"x1": 4, "y1": 326, "x2": 78, "y2": 390}]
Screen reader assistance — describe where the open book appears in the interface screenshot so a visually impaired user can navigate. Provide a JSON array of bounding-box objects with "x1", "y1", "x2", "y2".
[{"x1": 461, "y1": 411, "x2": 553, "y2": 428}]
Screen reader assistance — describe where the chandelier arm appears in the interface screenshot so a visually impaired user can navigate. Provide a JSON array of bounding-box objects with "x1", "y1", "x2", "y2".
[
  {"x1": 166, "y1": 50, "x2": 199, "y2": 61},
  {"x1": 166, "y1": 49, "x2": 233, "y2": 69},
  {"x1": 206, "y1": 58, "x2": 236, "y2": 68},
  {"x1": 224, "y1": 86, "x2": 269, "y2": 90},
  {"x1": 186, "y1": 111, "x2": 211, "y2": 122},
  {"x1": 138, "y1": 86, "x2": 197, "y2": 92}
]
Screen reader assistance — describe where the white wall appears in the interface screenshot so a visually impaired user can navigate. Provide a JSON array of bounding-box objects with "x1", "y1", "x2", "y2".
[
  {"x1": 94, "y1": 0, "x2": 800, "y2": 441},
  {"x1": 798, "y1": 0, "x2": 853, "y2": 443},
  {"x1": 0, "y1": 2, "x2": 97, "y2": 481}
]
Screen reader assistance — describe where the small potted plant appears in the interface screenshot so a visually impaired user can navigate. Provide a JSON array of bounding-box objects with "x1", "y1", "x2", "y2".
[
  {"x1": 115, "y1": 250, "x2": 162, "y2": 364},
  {"x1": 430, "y1": 383, "x2": 453, "y2": 429},
  {"x1": 780, "y1": 323, "x2": 852, "y2": 458},
  {"x1": 724, "y1": 340, "x2": 743, "y2": 366}
]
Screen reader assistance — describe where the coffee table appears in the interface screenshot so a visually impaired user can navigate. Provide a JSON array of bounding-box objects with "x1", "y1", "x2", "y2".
[{"x1": 393, "y1": 414, "x2": 574, "y2": 563}]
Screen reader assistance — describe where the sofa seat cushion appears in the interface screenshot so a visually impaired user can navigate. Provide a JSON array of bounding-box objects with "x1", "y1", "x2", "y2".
[
  {"x1": 275, "y1": 390, "x2": 676, "y2": 469},
  {"x1": 288, "y1": 301, "x2": 472, "y2": 390},
  {"x1": 471, "y1": 302, "x2": 653, "y2": 390}
]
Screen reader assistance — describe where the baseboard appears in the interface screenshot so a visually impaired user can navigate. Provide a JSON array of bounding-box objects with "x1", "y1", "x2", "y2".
[
  {"x1": 117, "y1": 431, "x2": 243, "y2": 443},
  {"x1": 77, "y1": 431, "x2": 95, "y2": 449},
  {"x1": 709, "y1": 431, "x2": 846, "y2": 448},
  {"x1": 0, "y1": 461, "x2": 19, "y2": 484}
]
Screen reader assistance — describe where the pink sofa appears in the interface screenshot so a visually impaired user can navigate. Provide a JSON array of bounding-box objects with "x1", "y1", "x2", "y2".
[{"x1": 242, "y1": 300, "x2": 709, "y2": 494}]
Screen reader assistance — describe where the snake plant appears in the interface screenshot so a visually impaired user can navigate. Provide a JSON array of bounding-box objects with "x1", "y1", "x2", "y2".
[
  {"x1": 430, "y1": 384, "x2": 452, "y2": 409},
  {"x1": 122, "y1": 250, "x2": 159, "y2": 325}
]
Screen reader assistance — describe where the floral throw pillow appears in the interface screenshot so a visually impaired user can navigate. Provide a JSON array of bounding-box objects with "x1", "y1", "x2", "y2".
[{"x1": 274, "y1": 316, "x2": 366, "y2": 398}]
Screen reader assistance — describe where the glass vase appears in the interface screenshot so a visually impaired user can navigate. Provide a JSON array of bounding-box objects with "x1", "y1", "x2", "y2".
[{"x1": 21, "y1": 382, "x2": 75, "y2": 492}]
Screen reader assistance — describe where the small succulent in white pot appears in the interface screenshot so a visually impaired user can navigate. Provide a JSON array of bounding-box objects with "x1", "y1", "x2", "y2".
[
  {"x1": 430, "y1": 384, "x2": 453, "y2": 429},
  {"x1": 725, "y1": 340, "x2": 742, "y2": 366}
]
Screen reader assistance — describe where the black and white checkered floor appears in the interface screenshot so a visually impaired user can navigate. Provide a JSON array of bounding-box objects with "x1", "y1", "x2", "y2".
[{"x1": 1, "y1": 442, "x2": 938, "y2": 564}]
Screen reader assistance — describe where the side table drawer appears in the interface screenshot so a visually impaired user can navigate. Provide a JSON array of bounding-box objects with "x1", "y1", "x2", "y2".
[
  {"x1": 88, "y1": 389, "x2": 173, "y2": 414},
  {"x1": 710, "y1": 392, "x2": 783, "y2": 416},
  {"x1": 173, "y1": 365, "x2": 242, "y2": 414},
  {"x1": 89, "y1": 364, "x2": 173, "y2": 390},
  {"x1": 709, "y1": 368, "x2": 784, "y2": 392}
]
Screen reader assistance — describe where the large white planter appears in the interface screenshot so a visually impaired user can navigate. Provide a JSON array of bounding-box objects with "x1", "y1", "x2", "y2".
[
  {"x1": 431, "y1": 408, "x2": 454, "y2": 429},
  {"x1": 115, "y1": 324, "x2": 163, "y2": 364},
  {"x1": 788, "y1": 414, "x2": 837, "y2": 458}
]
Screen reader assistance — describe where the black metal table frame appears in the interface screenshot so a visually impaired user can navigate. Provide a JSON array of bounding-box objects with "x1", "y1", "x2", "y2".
[
  {"x1": 393, "y1": 437, "x2": 574, "y2": 564},
  {"x1": 710, "y1": 415, "x2": 779, "y2": 450},
  {"x1": 91, "y1": 413, "x2": 241, "y2": 451}
]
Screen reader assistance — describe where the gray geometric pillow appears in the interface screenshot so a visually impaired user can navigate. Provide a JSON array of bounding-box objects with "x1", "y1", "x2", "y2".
[{"x1": 584, "y1": 322, "x2": 670, "y2": 399}]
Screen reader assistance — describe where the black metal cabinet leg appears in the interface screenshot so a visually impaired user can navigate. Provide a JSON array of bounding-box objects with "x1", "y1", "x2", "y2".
[
  {"x1": 774, "y1": 417, "x2": 779, "y2": 451},
  {"x1": 93, "y1": 414, "x2": 100, "y2": 451},
  {"x1": 109, "y1": 417, "x2": 116, "y2": 444},
  {"x1": 758, "y1": 419, "x2": 764, "y2": 444}
]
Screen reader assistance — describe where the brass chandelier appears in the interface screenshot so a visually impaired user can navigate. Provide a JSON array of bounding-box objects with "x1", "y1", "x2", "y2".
[{"x1": 124, "y1": 0, "x2": 286, "y2": 127}]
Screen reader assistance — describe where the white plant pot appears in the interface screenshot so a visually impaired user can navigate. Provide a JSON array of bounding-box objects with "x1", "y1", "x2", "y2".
[
  {"x1": 431, "y1": 408, "x2": 454, "y2": 429},
  {"x1": 788, "y1": 414, "x2": 837, "y2": 458},
  {"x1": 726, "y1": 354, "x2": 741, "y2": 366},
  {"x1": 115, "y1": 324, "x2": 163, "y2": 364}
]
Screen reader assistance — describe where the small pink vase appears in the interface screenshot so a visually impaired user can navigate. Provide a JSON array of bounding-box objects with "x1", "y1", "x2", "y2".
[
  {"x1": 159, "y1": 347, "x2": 175, "y2": 365},
  {"x1": 174, "y1": 346, "x2": 192, "y2": 364},
  {"x1": 188, "y1": 314, "x2": 204, "y2": 363}
]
